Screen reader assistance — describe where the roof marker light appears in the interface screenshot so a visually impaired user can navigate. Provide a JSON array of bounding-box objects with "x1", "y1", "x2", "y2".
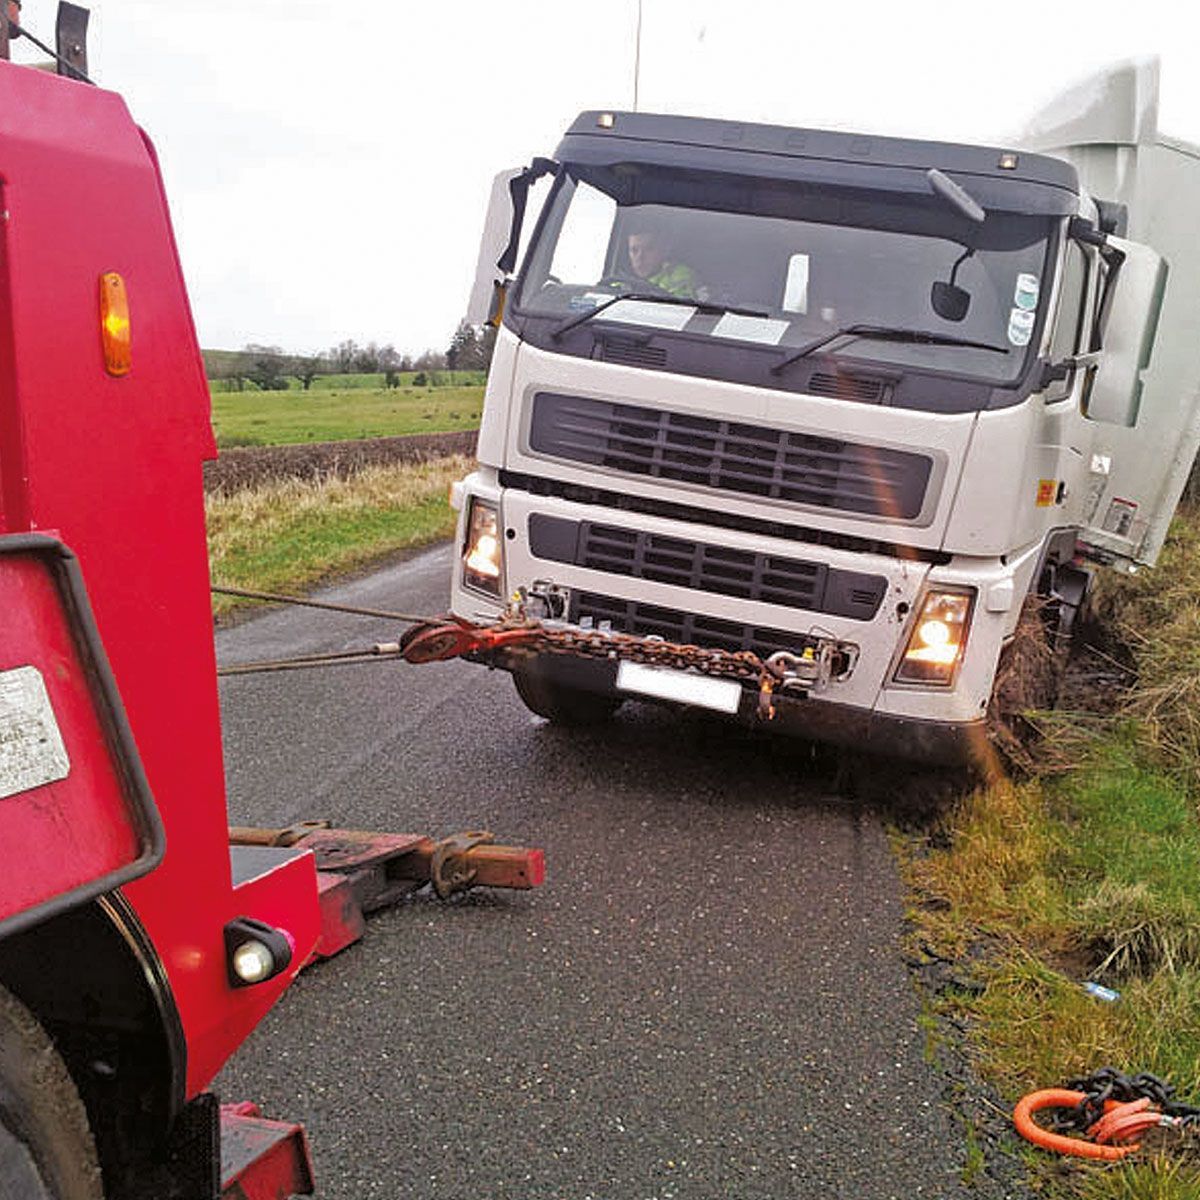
[
  {"x1": 597, "y1": 113, "x2": 615, "y2": 129},
  {"x1": 999, "y1": 153, "x2": 1019, "y2": 170},
  {"x1": 99, "y1": 272, "x2": 131, "y2": 376}
]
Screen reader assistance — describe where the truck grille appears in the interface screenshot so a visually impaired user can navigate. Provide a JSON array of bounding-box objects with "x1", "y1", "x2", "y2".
[
  {"x1": 570, "y1": 592, "x2": 823, "y2": 661},
  {"x1": 528, "y1": 514, "x2": 886, "y2": 620},
  {"x1": 528, "y1": 392, "x2": 932, "y2": 520}
]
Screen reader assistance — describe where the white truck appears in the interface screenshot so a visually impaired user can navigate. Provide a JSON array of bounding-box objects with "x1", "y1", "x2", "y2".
[{"x1": 448, "y1": 59, "x2": 1200, "y2": 765}]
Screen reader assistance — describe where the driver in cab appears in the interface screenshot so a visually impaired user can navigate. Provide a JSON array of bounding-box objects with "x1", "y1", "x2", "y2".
[{"x1": 626, "y1": 227, "x2": 700, "y2": 300}]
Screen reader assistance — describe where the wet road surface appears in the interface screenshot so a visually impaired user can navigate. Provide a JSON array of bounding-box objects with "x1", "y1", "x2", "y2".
[{"x1": 215, "y1": 543, "x2": 979, "y2": 1199}]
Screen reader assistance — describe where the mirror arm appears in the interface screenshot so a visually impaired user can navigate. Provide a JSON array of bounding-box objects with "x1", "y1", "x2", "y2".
[
  {"x1": 1039, "y1": 351, "x2": 1103, "y2": 392},
  {"x1": 496, "y1": 157, "x2": 558, "y2": 277}
]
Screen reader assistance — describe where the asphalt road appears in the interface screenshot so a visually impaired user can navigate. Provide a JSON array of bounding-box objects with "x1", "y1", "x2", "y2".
[{"x1": 215, "y1": 544, "x2": 980, "y2": 1199}]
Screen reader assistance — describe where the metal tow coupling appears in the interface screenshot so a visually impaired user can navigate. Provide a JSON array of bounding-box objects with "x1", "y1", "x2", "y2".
[
  {"x1": 228, "y1": 824, "x2": 545, "y2": 962},
  {"x1": 398, "y1": 615, "x2": 541, "y2": 664},
  {"x1": 430, "y1": 830, "x2": 496, "y2": 899}
]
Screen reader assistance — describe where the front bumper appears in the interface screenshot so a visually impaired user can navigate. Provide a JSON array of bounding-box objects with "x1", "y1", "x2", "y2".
[{"x1": 483, "y1": 647, "x2": 990, "y2": 767}]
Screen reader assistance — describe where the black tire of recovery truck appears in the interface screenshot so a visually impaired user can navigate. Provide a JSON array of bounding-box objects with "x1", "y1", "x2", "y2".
[
  {"x1": 0, "y1": 984, "x2": 101, "y2": 1200},
  {"x1": 513, "y1": 667, "x2": 624, "y2": 725}
]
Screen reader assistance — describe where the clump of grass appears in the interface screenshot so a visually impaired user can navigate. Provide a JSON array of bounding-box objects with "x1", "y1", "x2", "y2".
[
  {"x1": 1054, "y1": 743, "x2": 1200, "y2": 978},
  {"x1": 207, "y1": 455, "x2": 469, "y2": 615},
  {"x1": 1091, "y1": 511, "x2": 1200, "y2": 785},
  {"x1": 967, "y1": 954, "x2": 1200, "y2": 1107}
]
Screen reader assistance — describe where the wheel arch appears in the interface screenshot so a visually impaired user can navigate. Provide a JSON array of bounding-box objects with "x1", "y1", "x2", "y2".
[{"x1": 0, "y1": 893, "x2": 185, "y2": 1192}]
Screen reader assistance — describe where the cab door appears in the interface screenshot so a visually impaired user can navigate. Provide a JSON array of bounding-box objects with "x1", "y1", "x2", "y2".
[{"x1": 1077, "y1": 234, "x2": 1197, "y2": 572}]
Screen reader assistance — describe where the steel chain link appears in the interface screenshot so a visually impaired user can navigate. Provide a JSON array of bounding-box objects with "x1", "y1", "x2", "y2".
[{"x1": 521, "y1": 624, "x2": 767, "y2": 683}]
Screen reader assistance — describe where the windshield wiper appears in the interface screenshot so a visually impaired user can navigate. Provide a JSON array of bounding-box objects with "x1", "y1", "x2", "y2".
[
  {"x1": 551, "y1": 292, "x2": 769, "y2": 341},
  {"x1": 770, "y1": 323, "x2": 1010, "y2": 376}
]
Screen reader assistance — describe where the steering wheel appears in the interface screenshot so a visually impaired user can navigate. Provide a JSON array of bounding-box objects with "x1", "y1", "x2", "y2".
[{"x1": 597, "y1": 274, "x2": 677, "y2": 298}]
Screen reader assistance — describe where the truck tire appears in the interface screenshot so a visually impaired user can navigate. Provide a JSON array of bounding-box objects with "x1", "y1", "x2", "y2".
[
  {"x1": 0, "y1": 984, "x2": 102, "y2": 1200},
  {"x1": 513, "y1": 669, "x2": 622, "y2": 726}
]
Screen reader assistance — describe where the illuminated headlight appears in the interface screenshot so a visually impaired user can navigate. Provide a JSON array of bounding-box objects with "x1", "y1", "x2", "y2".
[
  {"x1": 462, "y1": 498, "x2": 503, "y2": 596},
  {"x1": 224, "y1": 917, "x2": 293, "y2": 988},
  {"x1": 894, "y1": 588, "x2": 974, "y2": 686}
]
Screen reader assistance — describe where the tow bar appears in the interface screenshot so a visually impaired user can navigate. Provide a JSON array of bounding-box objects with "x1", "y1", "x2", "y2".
[{"x1": 229, "y1": 822, "x2": 545, "y2": 961}]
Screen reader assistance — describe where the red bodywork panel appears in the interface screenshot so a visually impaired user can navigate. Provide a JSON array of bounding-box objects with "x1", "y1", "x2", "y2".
[
  {"x1": 0, "y1": 63, "x2": 319, "y2": 1097},
  {"x1": 0, "y1": 539, "x2": 160, "y2": 927}
]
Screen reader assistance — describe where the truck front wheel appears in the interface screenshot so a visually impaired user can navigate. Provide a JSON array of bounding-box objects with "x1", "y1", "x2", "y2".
[
  {"x1": 513, "y1": 669, "x2": 623, "y2": 726},
  {"x1": 0, "y1": 984, "x2": 102, "y2": 1200}
]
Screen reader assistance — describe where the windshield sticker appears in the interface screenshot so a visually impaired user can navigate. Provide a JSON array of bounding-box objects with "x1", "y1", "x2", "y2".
[
  {"x1": 712, "y1": 313, "x2": 790, "y2": 346},
  {"x1": 1014, "y1": 273, "x2": 1040, "y2": 311},
  {"x1": 1007, "y1": 307, "x2": 1035, "y2": 346},
  {"x1": 567, "y1": 292, "x2": 612, "y2": 311},
  {"x1": 602, "y1": 299, "x2": 696, "y2": 332}
]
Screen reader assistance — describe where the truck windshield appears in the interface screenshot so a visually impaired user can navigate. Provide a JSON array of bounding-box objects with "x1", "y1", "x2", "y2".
[{"x1": 515, "y1": 169, "x2": 1054, "y2": 388}]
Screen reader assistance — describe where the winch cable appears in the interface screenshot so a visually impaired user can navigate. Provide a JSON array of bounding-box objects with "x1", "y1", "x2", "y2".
[
  {"x1": 211, "y1": 583, "x2": 430, "y2": 624},
  {"x1": 217, "y1": 646, "x2": 407, "y2": 677},
  {"x1": 211, "y1": 583, "x2": 439, "y2": 677}
]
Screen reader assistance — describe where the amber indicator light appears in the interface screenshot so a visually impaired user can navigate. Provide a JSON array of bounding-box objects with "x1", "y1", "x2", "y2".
[{"x1": 100, "y1": 272, "x2": 131, "y2": 376}]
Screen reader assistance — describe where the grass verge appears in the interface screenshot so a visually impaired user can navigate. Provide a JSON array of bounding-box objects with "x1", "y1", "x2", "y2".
[
  {"x1": 211, "y1": 385, "x2": 484, "y2": 446},
  {"x1": 900, "y1": 510, "x2": 1200, "y2": 1197},
  {"x1": 207, "y1": 455, "x2": 469, "y2": 617}
]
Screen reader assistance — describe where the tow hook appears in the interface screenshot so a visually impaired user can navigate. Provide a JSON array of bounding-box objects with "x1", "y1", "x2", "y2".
[{"x1": 398, "y1": 616, "x2": 539, "y2": 663}]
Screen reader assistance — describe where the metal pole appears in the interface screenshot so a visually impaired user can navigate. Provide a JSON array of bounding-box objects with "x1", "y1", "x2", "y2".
[{"x1": 632, "y1": 0, "x2": 642, "y2": 112}]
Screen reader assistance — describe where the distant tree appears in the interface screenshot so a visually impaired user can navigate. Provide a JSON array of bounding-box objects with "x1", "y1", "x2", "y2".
[
  {"x1": 411, "y1": 371, "x2": 427, "y2": 388},
  {"x1": 445, "y1": 318, "x2": 495, "y2": 373},
  {"x1": 243, "y1": 343, "x2": 289, "y2": 391},
  {"x1": 217, "y1": 357, "x2": 248, "y2": 392},
  {"x1": 353, "y1": 341, "x2": 382, "y2": 374},
  {"x1": 414, "y1": 349, "x2": 447, "y2": 371},
  {"x1": 378, "y1": 344, "x2": 403, "y2": 389},
  {"x1": 291, "y1": 354, "x2": 323, "y2": 391},
  {"x1": 329, "y1": 339, "x2": 359, "y2": 373}
]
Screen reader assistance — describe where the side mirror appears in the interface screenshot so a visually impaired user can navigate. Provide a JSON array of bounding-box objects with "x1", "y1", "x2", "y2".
[
  {"x1": 1084, "y1": 236, "x2": 1168, "y2": 426},
  {"x1": 466, "y1": 158, "x2": 558, "y2": 327},
  {"x1": 466, "y1": 168, "x2": 524, "y2": 327},
  {"x1": 931, "y1": 281, "x2": 971, "y2": 322}
]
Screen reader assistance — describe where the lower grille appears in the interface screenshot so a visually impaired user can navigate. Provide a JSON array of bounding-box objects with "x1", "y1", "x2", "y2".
[
  {"x1": 570, "y1": 591, "x2": 821, "y2": 660},
  {"x1": 529, "y1": 514, "x2": 887, "y2": 621}
]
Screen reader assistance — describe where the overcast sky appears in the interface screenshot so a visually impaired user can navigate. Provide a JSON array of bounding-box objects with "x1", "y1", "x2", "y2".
[{"x1": 17, "y1": 0, "x2": 1199, "y2": 356}]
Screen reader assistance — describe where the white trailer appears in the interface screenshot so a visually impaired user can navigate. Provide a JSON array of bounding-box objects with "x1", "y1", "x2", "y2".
[{"x1": 447, "y1": 59, "x2": 1199, "y2": 765}]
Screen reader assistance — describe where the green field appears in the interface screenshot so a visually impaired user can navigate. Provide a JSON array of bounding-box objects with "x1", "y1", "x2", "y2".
[
  {"x1": 210, "y1": 384, "x2": 484, "y2": 447},
  {"x1": 207, "y1": 457, "x2": 469, "y2": 615}
]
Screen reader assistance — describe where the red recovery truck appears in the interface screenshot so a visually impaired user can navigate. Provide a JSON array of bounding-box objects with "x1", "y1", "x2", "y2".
[{"x1": 0, "y1": 9, "x2": 542, "y2": 1197}]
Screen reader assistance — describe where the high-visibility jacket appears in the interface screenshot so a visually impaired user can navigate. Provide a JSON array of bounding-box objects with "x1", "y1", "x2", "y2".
[{"x1": 647, "y1": 261, "x2": 699, "y2": 299}]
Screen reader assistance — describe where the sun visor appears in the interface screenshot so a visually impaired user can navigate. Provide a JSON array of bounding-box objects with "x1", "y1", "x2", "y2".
[{"x1": 557, "y1": 134, "x2": 1078, "y2": 218}]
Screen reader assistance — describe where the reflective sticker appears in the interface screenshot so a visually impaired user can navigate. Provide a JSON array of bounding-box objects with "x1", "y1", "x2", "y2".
[
  {"x1": 1036, "y1": 479, "x2": 1057, "y2": 507},
  {"x1": 1007, "y1": 307, "x2": 1035, "y2": 346},
  {"x1": 1102, "y1": 497, "x2": 1138, "y2": 537},
  {"x1": 0, "y1": 667, "x2": 71, "y2": 801},
  {"x1": 1014, "y1": 272, "x2": 1040, "y2": 311}
]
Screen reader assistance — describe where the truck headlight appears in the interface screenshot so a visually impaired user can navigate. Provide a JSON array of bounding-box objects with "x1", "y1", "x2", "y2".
[
  {"x1": 462, "y1": 498, "x2": 503, "y2": 596},
  {"x1": 894, "y1": 588, "x2": 974, "y2": 686}
]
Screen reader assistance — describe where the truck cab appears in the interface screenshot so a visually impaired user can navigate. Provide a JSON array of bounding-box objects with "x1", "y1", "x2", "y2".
[{"x1": 450, "y1": 60, "x2": 1199, "y2": 767}]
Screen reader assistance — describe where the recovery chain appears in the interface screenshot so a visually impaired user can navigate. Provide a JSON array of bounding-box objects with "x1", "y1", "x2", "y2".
[
  {"x1": 1014, "y1": 1067, "x2": 1200, "y2": 1160},
  {"x1": 214, "y1": 584, "x2": 840, "y2": 709}
]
